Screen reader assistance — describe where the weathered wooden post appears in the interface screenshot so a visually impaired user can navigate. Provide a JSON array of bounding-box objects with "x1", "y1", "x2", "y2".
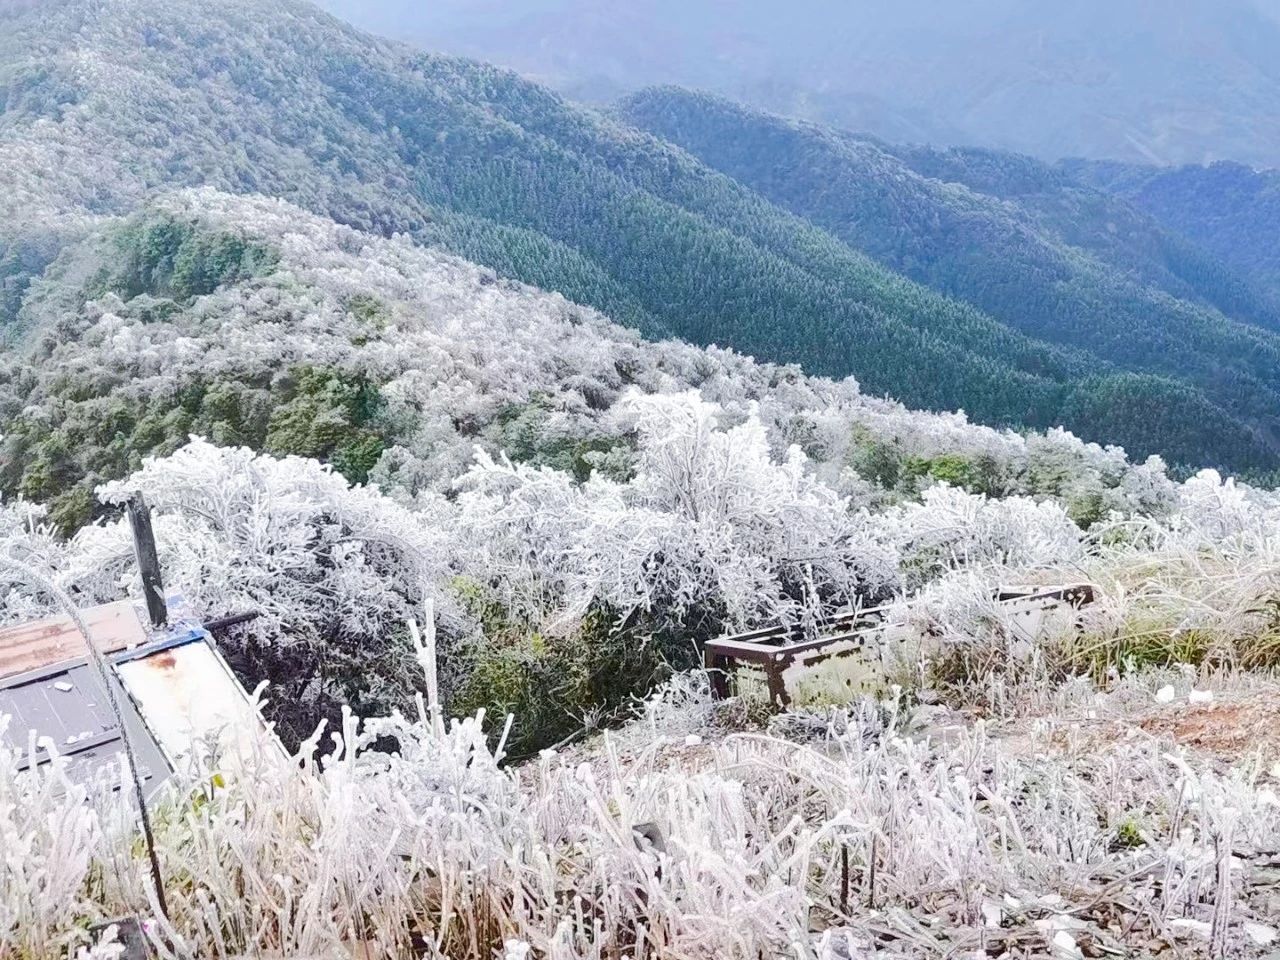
[{"x1": 126, "y1": 492, "x2": 167, "y2": 630}]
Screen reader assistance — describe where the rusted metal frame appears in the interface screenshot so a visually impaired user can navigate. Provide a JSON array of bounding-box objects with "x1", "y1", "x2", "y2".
[
  {"x1": 704, "y1": 629, "x2": 868, "y2": 663},
  {"x1": 703, "y1": 638, "x2": 786, "y2": 661},
  {"x1": 704, "y1": 619, "x2": 880, "y2": 660},
  {"x1": 760, "y1": 629, "x2": 871, "y2": 658},
  {"x1": 718, "y1": 624, "x2": 796, "y2": 644},
  {"x1": 704, "y1": 626, "x2": 874, "y2": 703},
  {"x1": 703, "y1": 646, "x2": 732, "y2": 699},
  {"x1": 715, "y1": 611, "x2": 883, "y2": 650},
  {"x1": 705, "y1": 584, "x2": 1098, "y2": 703},
  {"x1": 0, "y1": 656, "x2": 91, "y2": 690},
  {"x1": 706, "y1": 634, "x2": 875, "y2": 711},
  {"x1": 998, "y1": 585, "x2": 1096, "y2": 643},
  {"x1": 764, "y1": 657, "x2": 788, "y2": 707},
  {"x1": 757, "y1": 637, "x2": 877, "y2": 708},
  {"x1": 823, "y1": 610, "x2": 887, "y2": 630}
]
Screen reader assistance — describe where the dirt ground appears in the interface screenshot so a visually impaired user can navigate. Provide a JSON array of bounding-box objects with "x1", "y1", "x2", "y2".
[
  {"x1": 1134, "y1": 694, "x2": 1280, "y2": 766},
  {"x1": 564, "y1": 681, "x2": 1280, "y2": 779},
  {"x1": 1006, "y1": 685, "x2": 1280, "y2": 773}
]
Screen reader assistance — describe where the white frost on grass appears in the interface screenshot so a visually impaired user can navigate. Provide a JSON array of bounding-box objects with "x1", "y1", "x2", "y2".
[{"x1": 5, "y1": 670, "x2": 1280, "y2": 960}]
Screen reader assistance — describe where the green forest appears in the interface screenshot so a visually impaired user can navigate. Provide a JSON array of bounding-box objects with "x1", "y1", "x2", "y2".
[{"x1": 3, "y1": 0, "x2": 1280, "y2": 498}]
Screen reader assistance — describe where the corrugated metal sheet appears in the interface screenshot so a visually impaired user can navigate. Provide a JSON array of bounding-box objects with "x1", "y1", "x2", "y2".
[
  {"x1": 1, "y1": 613, "x2": 275, "y2": 795},
  {"x1": 0, "y1": 660, "x2": 170, "y2": 794},
  {"x1": 1, "y1": 662, "x2": 117, "y2": 748}
]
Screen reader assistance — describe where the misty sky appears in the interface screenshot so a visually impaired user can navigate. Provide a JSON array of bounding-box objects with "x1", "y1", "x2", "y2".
[{"x1": 318, "y1": 0, "x2": 1280, "y2": 166}]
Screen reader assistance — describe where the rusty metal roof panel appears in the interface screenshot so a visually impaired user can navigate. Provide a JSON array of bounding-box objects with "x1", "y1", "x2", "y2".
[
  {"x1": 1, "y1": 620, "x2": 274, "y2": 796},
  {"x1": 115, "y1": 635, "x2": 280, "y2": 772},
  {"x1": 0, "y1": 600, "x2": 149, "y2": 681}
]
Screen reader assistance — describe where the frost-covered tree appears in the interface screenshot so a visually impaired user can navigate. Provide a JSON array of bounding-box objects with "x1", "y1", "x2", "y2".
[
  {"x1": 453, "y1": 391, "x2": 897, "y2": 636},
  {"x1": 2, "y1": 192, "x2": 1275, "y2": 752}
]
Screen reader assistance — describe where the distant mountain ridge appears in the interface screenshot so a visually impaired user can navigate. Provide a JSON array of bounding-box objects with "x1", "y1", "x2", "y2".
[
  {"x1": 1064, "y1": 159, "x2": 1280, "y2": 299},
  {"x1": 622, "y1": 88, "x2": 1280, "y2": 329},
  {"x1": 1, "y1": 0, "x2": 1279, "y2": 474},
  {"x1": 617, "y1": 87, "x2": 1280, "y2": 469},
  {"x1": 319, "y1": 0, "x2": 1280, "y2": 169}
]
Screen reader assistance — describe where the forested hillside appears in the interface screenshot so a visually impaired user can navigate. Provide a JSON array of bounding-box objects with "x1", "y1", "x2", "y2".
[
  {"x1": 7, "y1": 6, "x2": 1280, "y2": 957},
  {"x1": 1066, "y1": 158, "x2": 1280, "y2": 298},
  {"x1": 3, "y1": 0, "x2": 1279, "y2": 473},
  {"x1": 0, "y1": 191, "x2": 1159, "y2": 537},
  {"x1": 618, "y1": 88, "x2": 1280, "y2": 470},
  {"x1": 1, "y1": 188, "x2": 1184, "y2": 744}
]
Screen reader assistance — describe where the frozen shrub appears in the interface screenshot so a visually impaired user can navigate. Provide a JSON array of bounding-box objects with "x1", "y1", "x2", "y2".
[{"x1": 875, "y1": 483, "x2": 1082, "y2": 587}]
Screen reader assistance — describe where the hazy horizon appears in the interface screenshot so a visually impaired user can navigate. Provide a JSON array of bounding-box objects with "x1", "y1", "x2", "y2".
[{"x1": 318, "y1": 0, "x2": 1280, "y2": 168}]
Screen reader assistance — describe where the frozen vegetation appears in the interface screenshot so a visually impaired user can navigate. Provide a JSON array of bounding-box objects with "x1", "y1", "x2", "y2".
[
  {"x1": 3, "y1": 2, "x2": 1280, "y2": 956},
  {"x1": 4, "y1": 191, "x2": 1280, "y2": 957},
  {"x1": 5, "y1": 667, "x2": 1280, "y2": 960}
]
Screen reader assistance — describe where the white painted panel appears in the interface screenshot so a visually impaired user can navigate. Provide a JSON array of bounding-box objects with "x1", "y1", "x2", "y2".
[{"x1": 115, "y1": 640, "x2": 280, "y2": 774}]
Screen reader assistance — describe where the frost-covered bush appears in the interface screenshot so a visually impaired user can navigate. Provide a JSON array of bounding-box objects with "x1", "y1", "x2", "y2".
[
  {"x1": 874, "y1": 483, "x2": 1082, "y2": 588},
  {"x1": 0, "y1": 717, "x2": 105, "y2": 958},
  {"x1": 454, "y1": 391, "x2": 897, "y2": 634},
  {"x1": 1172, "y1": 469, "x2": 1280, "y2": 544},
  {"x1": 5, "y1": 375, "x2": 1280, "y2": 750},
  {"x1": 37, "y1": 439, "x2": 450, "y2": 647},
  {"x1": 0, "y1": 500, "x2": 70, "y2": 624},
  {"x1": 1021, "y1": 429, "x2": 1180, "y2": 525}
]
